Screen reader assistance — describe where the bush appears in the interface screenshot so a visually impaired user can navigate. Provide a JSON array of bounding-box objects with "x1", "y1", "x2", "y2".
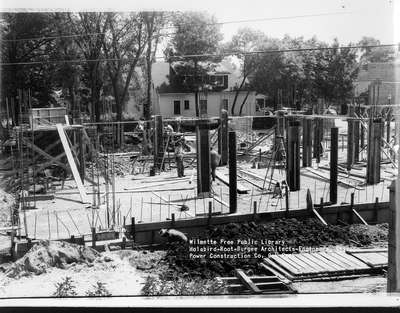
[
  {"x1": 142, "y1": 275, "x2": 226, "y2": 296},
  {"x1": 86, "y1": 281, "x2": 112, "y2": 297},
  {"x1": 53, "y1": 276, "x2": 77, "y2": 297}
]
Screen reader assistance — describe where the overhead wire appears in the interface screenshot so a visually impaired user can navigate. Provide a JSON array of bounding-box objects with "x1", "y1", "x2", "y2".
[
  {"x1": 0, "y1": 11, "x2": 354, "y2": 43},
  {"x1": 0, "y1": 43, "x2": 397, "y2": 66}
]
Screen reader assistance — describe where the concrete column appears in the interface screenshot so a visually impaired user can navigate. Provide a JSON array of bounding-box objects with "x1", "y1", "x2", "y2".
[
  {"x1": 313, "y1": 118, "x2": 323, "y2": 163},
  {"x1": 330, "y1": 127, "x2": 338, "y2": 204},
  {"x1": 228, "y1": 131, "x2": 237, "y2": 213},
  {"x1": 354, "y1": 119, "x2": 360, "y2": 163},
  {"x1": 196, "y1": 120, "x2": 210, "y2": 197},
  {"x1": 388, "y1": 180, "x2": 400, "y2": 291},
  {"x1": 347, "y1": 119, "x2": 354, "y2": 171},
  {"x1": 218, "y1": 109, "x2": 228, "y2": 166},
  {"x1": 153, "y1": 115, "x2": 164, "y2": 170},
  {"x1": 275, "y1": 111, "x2": 285, "y2": 162},
  {"x1": 367, "y1": 118, "x2": 383, "y2": 185},
  {"x1": 302, "y1": 118, "x2": 312, "y2": 167},
  {"x1": 286, "y1": 121, "x2": 300, "y2": 191}
]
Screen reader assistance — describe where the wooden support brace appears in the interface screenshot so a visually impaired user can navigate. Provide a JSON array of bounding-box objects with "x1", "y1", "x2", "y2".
[{"x1": 235, "y1": 269, "x2": 262, "y2": 294}]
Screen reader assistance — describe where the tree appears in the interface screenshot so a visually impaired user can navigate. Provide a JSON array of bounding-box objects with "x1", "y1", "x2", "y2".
[
  {"x1": 358, "y1": 36, "x2": 395, "y2": 65},
  {"x1": 67, "y1": 12, "x2": 108, "y2": 122},
  {"x1": 1, "y1": 12, "x2": 59, "y2": 118},
  {"x1": 52, "y1": 13, "x2": 83, "y2": 116},
  {"x1": 142, "y1": 12, "x2": 166, "y2": 121},
  {"x1": 101, "y1": 12, "x2": 148, "y2": 125},
  {"x1": 166, "y1": 11, "x2": 223, "y2": 116},
  {"x1": 224, "y1": 27, "x2": 265, "y2": 115}
]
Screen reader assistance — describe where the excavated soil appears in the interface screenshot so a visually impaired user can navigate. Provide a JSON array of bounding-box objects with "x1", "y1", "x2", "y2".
[{"x1": 165, "y1": 218, "x2": 388, "y2": 278}]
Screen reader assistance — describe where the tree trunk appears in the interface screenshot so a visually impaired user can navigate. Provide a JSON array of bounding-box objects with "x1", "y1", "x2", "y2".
[
  {"x1": 231, "y1": 76, "x2": 246, "y2": 116},
  {"x1": 238, "y1": 90, "x2": 251, "y2": 116}
]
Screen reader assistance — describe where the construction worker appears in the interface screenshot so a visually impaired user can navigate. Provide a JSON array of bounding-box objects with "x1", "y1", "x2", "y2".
[
  {"x1": 272, "y1": 182, "x2": 283, "y2": 199},
  {"x1": 174, "y1": 140, "x2": 185, "y2": 177},
  {"x1": 210, "y1": 147, "x2": 221, "y2": 182}
]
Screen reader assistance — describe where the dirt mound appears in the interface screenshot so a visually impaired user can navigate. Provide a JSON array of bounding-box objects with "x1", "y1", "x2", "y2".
[
  {"x1": 346, "y1": 223, "x2": 388, "y2": 245},
  {"x1": 0, "y1": 188, "x2": 15, "y2": 227},
  {"x1": 166, "y1": 219, "x2": 389, "y2": 278},
  {"x1": 5, "y1": 241, "x2": 100, "y2": 278}
]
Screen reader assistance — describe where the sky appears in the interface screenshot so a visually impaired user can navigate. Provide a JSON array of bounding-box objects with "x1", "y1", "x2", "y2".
[{"x1": 0, "y1": 0, "x2": 398, "y2": 45}]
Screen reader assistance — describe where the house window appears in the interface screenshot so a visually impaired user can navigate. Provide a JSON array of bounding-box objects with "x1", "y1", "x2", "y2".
[
  {"x1": 199, "y1": 99, "x2": 207, "y2": 115},
  {"x1": 173, "y1": 100, "x2": 181, "y2": 115},
  {"x1": 184, "y1": 100, "x2": 190, "y2": 110},
  {"x1": 222, "y1": 99, "x2": 228, "y2": 111},
  {"x1": 256, "y1": 98, "x2": 265, "y2": 112}
]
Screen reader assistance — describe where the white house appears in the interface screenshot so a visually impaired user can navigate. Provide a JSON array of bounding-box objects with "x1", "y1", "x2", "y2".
[
  {"x1": 155, "y1": 90, "x2": 257, "y2": 118},
  {"x1": 124, "y1": 56, "x2": 261, "y2": 119}
]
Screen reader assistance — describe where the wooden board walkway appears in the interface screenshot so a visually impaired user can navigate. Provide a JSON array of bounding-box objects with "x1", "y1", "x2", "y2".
[
  {"x1": 217, "y1": 268, "x2": 296, "y2": 294},
  {"x1": 264, "y1": 249, "x2": 386, "y2": 281},
  {"x1": 346, "y1": 249, "x2": 388, "y2": 268}
]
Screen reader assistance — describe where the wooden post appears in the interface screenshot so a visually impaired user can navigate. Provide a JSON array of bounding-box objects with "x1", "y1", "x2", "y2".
[
  {"x1": 387, "y1": 109, "x2": 391, "y2": 146},
  {"x1": 285, "y1": 185, "x2": 289, "y2": 216},
  {"x1": 367, "y1": 118, "x2": 383, "y2": 184},
  {"x1": 286, "y1": 120, "x2": 300, "y2": 191},
  {"x1": 313, "y1": 118, "x2": 318, "y2": 158},
  {"x1": 78, "y1": 128, "x2": 85, "y2": 182},
  {"x1": 91, "y1": 227, "x2": 96, "y2": 248},
  {"x1": 153, "y1": 115, "x2": 164, "y2": 171},
  {"x1": 253, "y1": 201, "x2": 257, "y2": 220},
  {"x1": 349, "y1": 193, "x2": 354, "y2": 224},
  {"x1": 131, "y1": 217, "x2": 136, "y2": 241},
  {"x1": 208, "y1": 202, "x2": 212, "y2": 225},
  {"x1": 171, "y1": 213, "x2": 175, "y2": 227},
  {"x1": 388, "y1": 179, "x2": 400, "y2": 292},
  {"x1": 218, "y1": 109, "x2": 228, "y2": 166},
  {"x1": 347, "y1": 118, "x2": 354, "y2": 171},
  {"x1": 302, "y1": 118, "x2": 312, "y2": 167},
  {"x1": 196, "y1": 119, "x2": 211, "y2": 197},
  {"x1": 228, "y1": 131, "x2": 237, "y2": 214},
  {"x1": 330, "y1": 127, "x2": 338, "y2": 204}
]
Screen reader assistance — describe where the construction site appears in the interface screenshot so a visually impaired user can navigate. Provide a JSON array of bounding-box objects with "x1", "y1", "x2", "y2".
[
  {"x1": 0, "y1": 9, "x2": 399, "y2": 300},
  {"x1": 0, "y1": 87, "x2": 397, "y2": 297}
]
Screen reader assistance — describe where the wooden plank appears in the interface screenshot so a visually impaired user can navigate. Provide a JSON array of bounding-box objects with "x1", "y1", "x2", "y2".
[
  {"x1": 22, "y1": 138, "x2": 66, "y2": 169},
  {"x1": 318, "y1": 252, "x2": 353, "y2": 269},
  {"x1": 260, "y1": 260, "x2": 295, "y2": 282},
  {"x1": 335, "y1": 251, "x2": 375, "y2": 268},
  {"x1": 56, "y1": 124, "x2": 89, "y2": 203},
  {"x1": 280, "y1": 254, "x2": 313, "y2": 274},
  {"x1": 346, "y1": 248, "x2": 387, "y2": 254},
  {"x1": 258, "y1": 262, "x2": 292, "y2": 285},
  {"x1": 352, "y1": 208, "x2": 368, "y2": 225},
  {"x1": 215, "y1": 169, "x2": 250, "y2": 194},
  {"x1": 238, "y1": 169, "x2": 277, "y2": 184},
  {"x1": 312, "y1": 208, "x2": 328, "y2": 226},
  {"x1": 289, "y1": 253, "x2": 321, "y2": 273},
  {"x1": 349, "y1": 252, "x2": 387, "y2": 267},
  {"x1": 24, "y1": 194, "x2": 54, "y2": 202},
  {"x1": 309, "y1": 253, "x2": 345, "y2": 271},
  {"x1": 331, "y1": 251, "x2": 370, "y2": 269},
  {"x1": 269, "y1": 255, "x2": 301, "y2": 274},
  {"x1": 274, "y1": 254, "x2": 304, "y2": 272},
  {"x1": 219, "y1": 276, "x2": 279, "y2": 284},
  {"x1": 235, "y1": 269, "x2": 262, "y2": 294},
  {"x1": 305, "y1": 167, "x2": 362, "y2": 189},
  {"x1": 212, "y1": 195, "x2": 229, "y2": 208},
  {"x1": 300, "y1": 253, "x2": 335, "y2": 272}
]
